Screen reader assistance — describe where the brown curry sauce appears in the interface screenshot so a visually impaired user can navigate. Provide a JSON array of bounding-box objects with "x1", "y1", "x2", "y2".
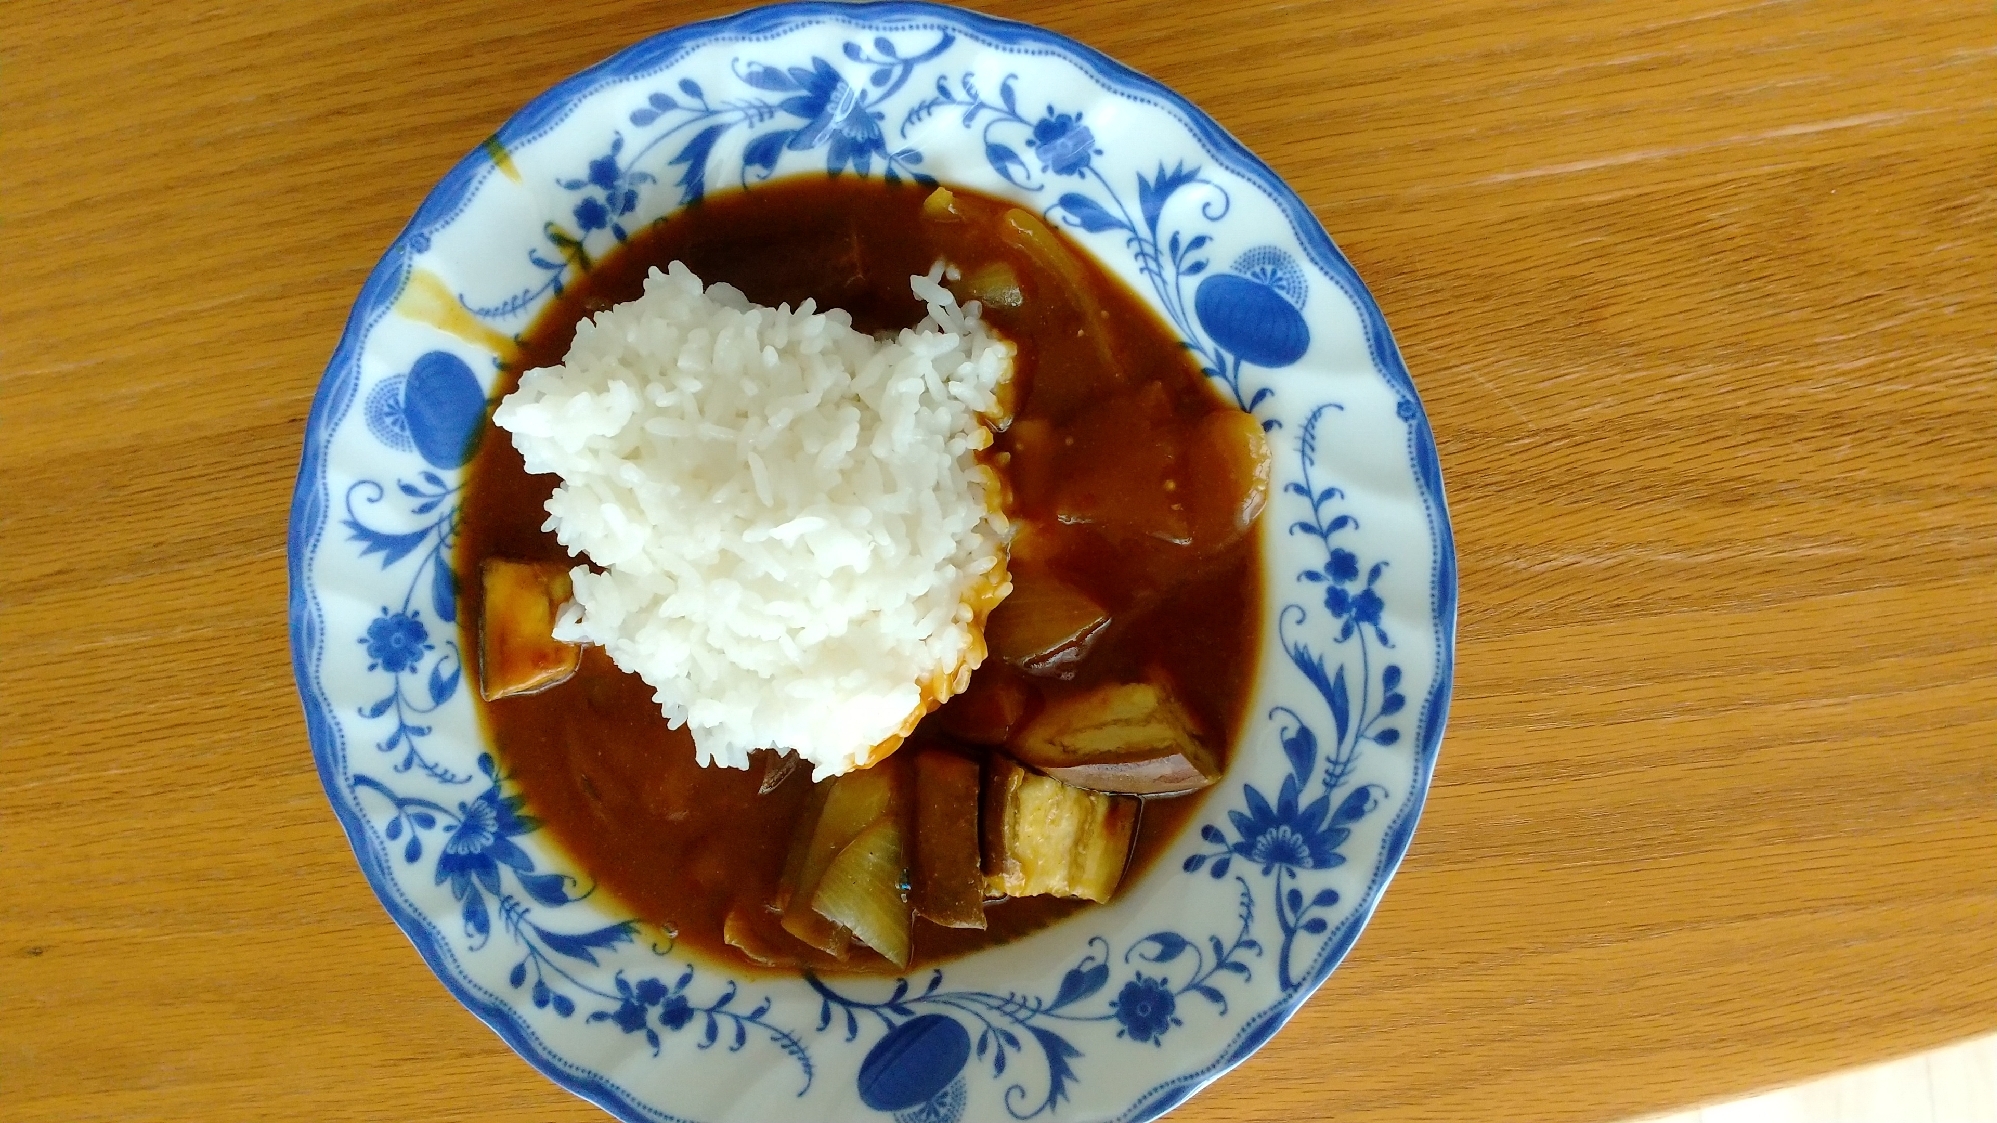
[{"x1": 456, "y1": 177, "x2": 1261, "y2": 975}]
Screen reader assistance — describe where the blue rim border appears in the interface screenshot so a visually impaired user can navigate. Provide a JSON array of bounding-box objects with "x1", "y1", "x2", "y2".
[{"x1": 285, "y1": 4, "x2": 1457, "y2": 1120}]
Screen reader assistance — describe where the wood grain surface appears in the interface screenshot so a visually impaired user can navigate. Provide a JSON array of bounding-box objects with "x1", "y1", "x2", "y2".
[{"x1": 4, "y1": 1, "x2": 1994, "y2": 1120}]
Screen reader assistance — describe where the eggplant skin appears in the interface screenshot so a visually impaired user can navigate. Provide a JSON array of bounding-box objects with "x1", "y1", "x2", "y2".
[
  {"x1": 983, "y1": 756, "x2": 1138, "y2": 903},
  {"x1": 1007, "y1": 681, "x2": 1220, "y2": 796}
]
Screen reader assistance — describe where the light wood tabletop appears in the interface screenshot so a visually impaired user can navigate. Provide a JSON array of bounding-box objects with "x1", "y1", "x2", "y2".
[{"x1": 5, "y1": 1, "x2": 1994, "y2": 1120}]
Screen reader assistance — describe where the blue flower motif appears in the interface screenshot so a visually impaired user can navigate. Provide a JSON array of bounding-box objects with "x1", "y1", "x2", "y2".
[
  {"x1": 557, "y1": 135, "x2": 647, "y2": 240},
  {"x1": 362, "y1": 608, "x2": 431, "y2": 674},
  {"x1": 610, "y1": 997, "x2": 649, "y2": 1033},
  {"x1": 1229, "y1": 773, "x2": 1348, "y2": 875},
  {"x1": 574, "y1": 196, "x2": 609, "y2": 232},
  {"x1": 658, "y1": 992, "x2": 694, "y2": 1031},
  {"x1": 784, "y1": 58, "x2": 888, "y2": 175},
  {"x1": 434, "y1": 783, "x2": 535, "y2": 901},
  {"x1": 1027, "y1": 108, "x2": 1098, "y2": 177},
  {"x1": 1110, "y1": 973, "x2": 1181, "y2": 1044},
  {"x1": 1351, "y1": 588, "x2": 1384, "y2": 626},
  {"x1": 586, "y1": 153, "x2": 621, "y2": 191},
  {"x1": 1322, "y1": 555, "x2": 1389, "y2": 642}
]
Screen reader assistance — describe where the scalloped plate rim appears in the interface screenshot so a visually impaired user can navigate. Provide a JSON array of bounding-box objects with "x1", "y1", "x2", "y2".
[{"x1": 286, "y1": 4, "x2": 1457, "y2": 1121}]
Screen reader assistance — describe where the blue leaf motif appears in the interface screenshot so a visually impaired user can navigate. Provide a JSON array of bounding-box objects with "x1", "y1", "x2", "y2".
[
  {"x1": 1027, "y1": 1026, "x2": 1080, "y2": 1112},
  {"x1": 742, "y1": 64, "x2": 797, "y2": 91},
  {"x1": 669, "y1": 124, "x2": 726, "y2": 205},
  {"x1": 630, "y1": 107, "x2": 659, "y2": 127},
  {"x1": 1329, "y1": 665, "x2": 1350, "y2": 747},
  {"x1": 1132, "y1": 932, "x2": 1192, "y2": 963},
  {"x1": 463, "y1": 890, "x2": 489, "y2": 940},
  {"x1": 1056, "y1": 192, "x2": 1126, "y2": 233},
  {"x1": 517, "y1": 871, "x2": 571, "y2": 907},
  {"x1": 1049, "y1": 962, "x2": 1109, "y2": 1009},
  {"x1": 1188, "y1": 983, "x2": 1227, "y2": 1008},
  {"x1": 1279, "y1": 715, "x2": 1316, "y2": 782},
  {"x1": 743, "y1": 129, "x2": 794, "y2": 174},
  {"x1": 648, "y1": 92, "x2": 678, "y2": 111},
  {"x1": 344, "y1": 519, "x2": 432, "y2": 569},
  {"x1": 984, "y1": 142, "x2": 1030, "y2": 186},
  {"x1": 1137, "y1": 162, "x2": 1201, "y2": 234},
  {"x1": 533, "y1": 921, "x2": 636, "y2": 965},
  {"x1": 678, "y1": 78, "x2": 702, "y2": 100},
  {"x1": 426, "y1": 658, "x2": 459, "y2": 707},
  {"x1": 1333, "y1": 785, "x2": 1382, "y2": 825}
]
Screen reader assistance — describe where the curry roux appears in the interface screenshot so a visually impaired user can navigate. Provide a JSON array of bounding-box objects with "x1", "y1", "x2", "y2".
[{"x1": 456, "y1": 177, "x2": 1261, "y2": 975}]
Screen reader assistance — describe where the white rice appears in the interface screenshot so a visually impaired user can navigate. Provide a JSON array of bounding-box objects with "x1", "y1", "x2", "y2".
[{"x1": 492, "y1": 261, "x2": 1013, "y2": 778}]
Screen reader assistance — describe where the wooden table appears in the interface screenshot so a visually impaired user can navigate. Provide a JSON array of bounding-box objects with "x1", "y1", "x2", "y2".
[{"x1": 6, "y1": 1, "x2": 1994, "y2": 1120}]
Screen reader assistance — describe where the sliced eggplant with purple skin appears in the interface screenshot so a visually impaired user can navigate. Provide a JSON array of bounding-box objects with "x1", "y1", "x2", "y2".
[
  {"x1": 982, "y1": 756, "x2": 1139, "y2": 903},
  {"x1": 1007, "y1": 680, "x2": 1220, "y2": 796}
]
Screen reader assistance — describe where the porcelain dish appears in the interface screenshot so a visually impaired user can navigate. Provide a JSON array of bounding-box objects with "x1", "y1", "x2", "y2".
[{"x1": 287, "y1": 4, "x2": 1456, "y2": 1120}]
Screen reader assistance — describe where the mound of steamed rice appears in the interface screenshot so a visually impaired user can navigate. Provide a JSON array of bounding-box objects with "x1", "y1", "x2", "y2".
[{"x1": 492, "y1": 261, "x2": 1013, "y2": 778}]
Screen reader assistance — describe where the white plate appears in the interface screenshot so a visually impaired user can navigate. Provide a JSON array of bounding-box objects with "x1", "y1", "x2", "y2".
[{"x1": 287, "y1": 4, "x2": 1456, "y2": 1120}]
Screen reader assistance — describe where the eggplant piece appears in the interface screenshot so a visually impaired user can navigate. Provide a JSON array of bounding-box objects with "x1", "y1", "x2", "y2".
[
  {"x1": 910, "y1": 750, "x2": 987, "y2": 929},
  {"x1": 1008, "y1": 681, "x2": 1220, "y2": 796},
  {"x1": 982, "y1": 756, "x2": 1139, "y2": 903},
  {"x1": 778, "y1": 765, "x2": 899, "y2": 955},
  {"x1": 477, "y1": 559, "x2": 581, "y2": 699},
  {"x1": 985, "y1": 574, "x2": 1110, "y2": 680},
  {"x1": 811, "y1": 816, "x2": 912, "y2": 968}
]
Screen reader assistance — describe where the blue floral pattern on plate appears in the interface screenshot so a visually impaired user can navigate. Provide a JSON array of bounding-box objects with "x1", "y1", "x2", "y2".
[{"x1": 289, "y1": 5, "x2": 1455, "y2": 1122}]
